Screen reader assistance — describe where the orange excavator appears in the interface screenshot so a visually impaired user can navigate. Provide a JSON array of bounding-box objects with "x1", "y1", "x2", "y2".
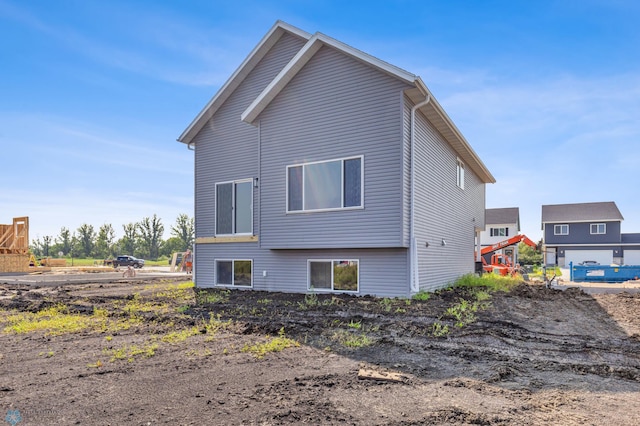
[{"x1": 479, "y1": 234, "x2": 536, "y2": 276}]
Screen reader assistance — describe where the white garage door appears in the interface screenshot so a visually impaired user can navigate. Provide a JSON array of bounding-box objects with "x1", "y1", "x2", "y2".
[
  {"x1": 564, "y1": 250, "x2": 613, "y2": 266},
  {"x1": 624, "y1": 250, "x2": 640, "y2": 265}
]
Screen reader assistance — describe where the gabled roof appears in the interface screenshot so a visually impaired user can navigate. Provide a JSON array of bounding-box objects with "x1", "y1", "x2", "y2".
[
  {"x1": 178, "y1": 20, "x2": 495, "y2": 184},
  {"x1": 177, "y1": 21, "x2": 311, "y2": 144},
  {"x1": 541, "y1": 202, "x2": 624, "y2": 224},
  {"x1": 486, "y1": 207, "x2": 520, "y2": 228}
]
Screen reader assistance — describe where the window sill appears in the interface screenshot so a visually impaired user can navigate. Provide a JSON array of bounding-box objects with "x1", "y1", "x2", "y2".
[{"x1": 196, "y1": 235, "x2": 258, "y2": 244}]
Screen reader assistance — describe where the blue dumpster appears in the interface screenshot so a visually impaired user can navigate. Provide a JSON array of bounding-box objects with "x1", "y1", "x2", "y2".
[{"x1": 570, "y1": 262, "x2": 640, "y2": 283}]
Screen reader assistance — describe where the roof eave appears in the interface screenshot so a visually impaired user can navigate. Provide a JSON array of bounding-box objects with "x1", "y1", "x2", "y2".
[
  {"x1": 177, "y1": 21, "x2": 311, "y2": 143},
  {"x1": 411, "y1": 80, "x2": 495, "y2": 184},
  {"x1": 242, "y1": 32, "x2": 419, "y2": 125}
]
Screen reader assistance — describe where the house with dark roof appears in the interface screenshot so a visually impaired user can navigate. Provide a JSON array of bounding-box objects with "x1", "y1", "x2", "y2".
[
  {"x1": 480, "y1": 207, "x2": 522, "y2": 262},
  {"x1": 177, "y1": 21, "x2": 495, "y2": 297},
  {"x1": 541, "y1": 201, "x2": 640, "y2": 266}
]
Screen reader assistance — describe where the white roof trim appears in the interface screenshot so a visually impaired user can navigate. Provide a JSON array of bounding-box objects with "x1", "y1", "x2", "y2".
[
  {"x1": 241, "y1": 32, "x2": 418, "y2": 124},
  {"x1": 177, "y1": 21, "x2": 311, "y2": 143}
]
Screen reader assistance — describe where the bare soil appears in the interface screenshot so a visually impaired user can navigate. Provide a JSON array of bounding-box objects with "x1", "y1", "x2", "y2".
[{"x1": 1, "y1": 278, "x2": 639, "y2": 425}]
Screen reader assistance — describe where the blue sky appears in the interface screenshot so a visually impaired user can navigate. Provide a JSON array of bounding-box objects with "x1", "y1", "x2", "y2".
[{"x1": 1, "y1": 0, "x2": 639, "y2": 242}]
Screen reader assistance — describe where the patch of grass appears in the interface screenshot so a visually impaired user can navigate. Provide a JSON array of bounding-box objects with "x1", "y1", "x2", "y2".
[
  {"x1": 453, "y1": 273, "x2": 521, "y2": 292},
  {"x1": 105, "y1": 341, "x2": 159, "y2": 362},
  {"x1": 412, "y1": 290, "x2": 431, "y2": 301},
  {"x1": 87, "y1": 360, "x2": 103, "y2": 368},
  {"x1": 186, "y1": 348, "x2": 212, "y2": 357},
  {"x1": 257, "y1": 298, "x2": 272, "y2": 305},
  {"x1": 204, "y1": 314, "x2": 233, "y2": 336},
  {"x1": 445, "y1": 298, "x2": 479, "y2": 328},
  {"x1": 378, "y1": 298, "x2": 393, "y2": 312},
  {"x1": 197, "y1": 289, "x2": 230, "y2": 304},
  {"x1": 160, "y1": 327, "x2": 201, "y2": 344},
  {"x1": 241, "y1": 328, "x2": 299, "y2": 359},
  {"x1": 154, "y1": 282, "x2": 195, "y2": 302},
  {"x1": 176, "y1": 305, "x2": 190, "y2": 313},
  {"x1": 347, "y1": 319, "x2": 362, "y2": 329},
  {"x1": 297, "y1": 292, "x2": 320, "y2": 310},
  {"x1": 332, "y1": 330, "x2": 373, "y2": 348},
  {"x1": 431, "y1": 321, "x2": 450, "y2": 337}
]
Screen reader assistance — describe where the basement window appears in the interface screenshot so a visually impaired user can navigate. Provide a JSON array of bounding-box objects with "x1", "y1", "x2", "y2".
[
  {"x1": 215, "y1": 259, "x2": 252, "y2": 287},
  {"x1": 308, "y1": 260, "x2": 359, "y2": 292}
]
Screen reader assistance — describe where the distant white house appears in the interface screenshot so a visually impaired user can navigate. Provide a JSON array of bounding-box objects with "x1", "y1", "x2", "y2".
[{"x1": 480, "y1": 207, "x2": 522, "y2": 263}]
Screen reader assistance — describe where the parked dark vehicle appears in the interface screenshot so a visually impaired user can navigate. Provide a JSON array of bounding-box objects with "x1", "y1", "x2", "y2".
[{"x1": 112, "y1": 255, "x2": 145, "y2": 268}]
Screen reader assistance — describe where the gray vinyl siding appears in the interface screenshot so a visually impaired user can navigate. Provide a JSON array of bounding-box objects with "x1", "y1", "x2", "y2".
[
  {"x1": 257, "y1": 45, "x2": 411, "y2": 249},
  {"x1": 544, "y1": 221, "x2": 622, "y2": 245},
  {"x1": 193, "y1": 32, "x2": 307, "y2": 239},
  {"x1": 401, "y1": 94, "x2": 412, "y2": 247},
  {"x1": 409, "y1": 97, "x2": 486, "y2": 292},
  {"x1": 196, "y1": 243, "x2": 409, "y2": 297}
]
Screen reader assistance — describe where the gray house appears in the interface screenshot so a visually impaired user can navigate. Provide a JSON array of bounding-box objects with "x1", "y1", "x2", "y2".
[
  {"x1": 178, "y1": 21, "x2": 495, "y2": 297},
  {"x1": 542, "y1": 201, "x2": 640, "y2": 266}
]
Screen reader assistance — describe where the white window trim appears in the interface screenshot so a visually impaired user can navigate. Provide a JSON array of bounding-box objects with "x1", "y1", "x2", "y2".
[
  {"x1": 307, "y1": 259, "x2": 360, "y2": 293},
  {"x1": 215, "y1": 179, "x2": 253, "y2": 237},
  {"x1": 590, "y1": 223, "x2": 606, "y2": 235},
  {"x1": 456, "y1": 158, "x2": 465, "y2": 189},
  {"x1": 554, "y1": 224, "x2": 569, "y2": 235},
  {"x1": 214, "y1": 259, "x2": 253, "y2": 288},
  {"x1": 286, "y1": 155, "x2": 364, "y2": 214}
]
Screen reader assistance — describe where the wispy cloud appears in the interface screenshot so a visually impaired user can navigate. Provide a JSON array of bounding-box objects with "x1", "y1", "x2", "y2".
[{"x1": 0, "y1": 0, "x2": 244, "y2": 87}]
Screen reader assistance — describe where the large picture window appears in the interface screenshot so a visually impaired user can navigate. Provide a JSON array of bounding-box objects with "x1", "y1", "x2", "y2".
[
  {"x1": 216, "y1": 180, "x2": 253, "y2": 235},
  {"x1": 554, "y1": 224, "x2": 569, "y2": 235},
  {"x1": 215, "y1": 259, "x2": 252, "y2": 287},
  {"x1": 287, "y1": 156, "x2": 363, "y2": 212},
  {"x1": 308, "y1": 259, "x2": 359, "y2": 292}
]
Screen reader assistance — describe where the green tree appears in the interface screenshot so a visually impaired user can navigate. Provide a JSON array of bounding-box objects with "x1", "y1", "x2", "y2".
[
  {"x1": 138, "y1": 214, "x2": 164, "y2": 260},
  {"x1": 55, "y1": 227, "x2": 72, "y2": 256},
  {"x1": 94, "y1": 224, "x2": 116, "y2": 259},
  {"x1": 161, "y1": 237, "x2": 185, "y2": 258},
  {"x1": 518, "y1": 242, "x2": 543, "y2": 266},
  {"x1": 170, "y1": 214, "x2": 194, "y2": 252},
  {"x1": 119, "y1": 223, "x2": 138, "y2": 256},
  {"x1": 76, "y1": 224, "x2": 96, "y2": 258}
]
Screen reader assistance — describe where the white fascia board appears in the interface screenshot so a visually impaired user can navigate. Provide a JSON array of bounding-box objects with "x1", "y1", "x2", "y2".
[
  {"x1": 242, "y1": 32, "x2": 420, "y2": 125},
  {"x1": 416, "y1": 83, "x2": 495, "y2": 184},
  {"x1": 178, "y1": 21, "x2": 311, "y2": 143}
]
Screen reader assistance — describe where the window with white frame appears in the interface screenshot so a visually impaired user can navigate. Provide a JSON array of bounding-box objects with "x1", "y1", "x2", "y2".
[
  {"x1": 456, "y1": 158, "x2": 465, "y2": 189},
  {"x1": 215, "y1": 259, "x2": 252, "y2": 287},
  {"x1": 308, "y1": 260, "x2": 359, "y2": 292},
  {"x1": 590, "y1": 223, "x2": 606, "y2": 234},
  {"x1": 554, "y1": 224, "x2": 569, "y2": 235},
  {"x1": 490, "y1": 227, "x2": 509, "y2": 237},
  {"x1": 215, "y1": 180, "x2": 253, "y2": 235},
  {"x1": 287, "y1": 156, "x2": 363, "y2": 212}
]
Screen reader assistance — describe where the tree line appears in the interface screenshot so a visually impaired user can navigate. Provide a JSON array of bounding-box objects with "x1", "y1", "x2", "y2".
[{"x1": 30, "y1": 214, "x2": 194, "y2": 261}]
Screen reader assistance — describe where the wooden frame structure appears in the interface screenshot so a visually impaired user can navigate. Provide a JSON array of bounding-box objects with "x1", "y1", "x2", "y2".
[{"x1": 0, "y1": 217, "x2": 30, "y2": 272}]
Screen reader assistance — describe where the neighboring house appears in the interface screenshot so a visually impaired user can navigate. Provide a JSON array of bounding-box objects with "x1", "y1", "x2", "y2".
[
  {"x1": 541, "y1": 201, "x2": 640, "y2": 266},
  {"x1": 177, "y1": 21, "x2": 495, "y2": 297},
  {"x1": 480, "y1": 207, "x2": 521, "y2": 264}
]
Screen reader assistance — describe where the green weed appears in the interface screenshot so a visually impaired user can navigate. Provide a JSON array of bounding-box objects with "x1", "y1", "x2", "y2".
[
  {"x1": 347, "y1": 319, "x2": 362, "y2": 329},
  {"x1": 241, "y1": 328, "x2": 299, "y2": 359},
  {"x1": 412, "y1": 290, "x2": 431, "y2": 301}
]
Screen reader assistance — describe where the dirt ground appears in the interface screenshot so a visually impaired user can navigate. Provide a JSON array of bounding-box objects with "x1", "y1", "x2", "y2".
[{"x1": 1, "y1": 277, "x2": 639, "y2": 425}]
